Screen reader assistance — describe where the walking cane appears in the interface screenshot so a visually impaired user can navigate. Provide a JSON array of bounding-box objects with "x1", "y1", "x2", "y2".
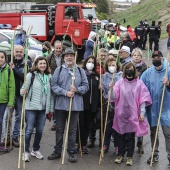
[
  {"x1": 150, "y1": 51, "x2": 170, "y2": 167},
  {"x1": 62, "y1": 52, "x2": 77, "y2": 165},
  {"x1": 78, "y1": 119, "x2": 82, "y2": 157},
  {"x1": 18, "y1": 26, "x2": 32, "y2": 169}
]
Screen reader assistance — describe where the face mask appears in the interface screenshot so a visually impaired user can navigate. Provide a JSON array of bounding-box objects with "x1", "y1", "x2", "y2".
[
  {"x1": 108, "y1": 66, "x2": 115, "y2": 73},
  {"x1": 152, "y1": 59, "x2": 162, "y2": 67},
  {"x1": 86, "y1": 63, "x2": 94, "y2": 71},
  {"x1": 42, "y1": 48, "x2": 48, "y2": 53},
  {"x1": 125, "y1": 70, "x2": 134, "y2": 78}
]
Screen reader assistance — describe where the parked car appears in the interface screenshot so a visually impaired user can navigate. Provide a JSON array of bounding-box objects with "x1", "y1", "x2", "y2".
[{"x1": 0, "y1": 29, "x2": 42, "y2": 58}]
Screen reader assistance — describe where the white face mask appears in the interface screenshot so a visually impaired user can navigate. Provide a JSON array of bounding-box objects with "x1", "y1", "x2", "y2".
[
  {"x1": 86, "y1": 62, "x2": 94, "y2": 71},
  {"x1": 108, "y1": 66, "x2": 115, "y2": 73}
]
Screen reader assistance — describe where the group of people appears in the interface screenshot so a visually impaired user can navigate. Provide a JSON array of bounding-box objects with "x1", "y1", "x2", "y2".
[{"x1": 0, "y1": 21, "x2": 170, "y2": 168}]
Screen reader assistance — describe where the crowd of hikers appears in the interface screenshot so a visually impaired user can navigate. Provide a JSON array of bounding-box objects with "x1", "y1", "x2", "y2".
[{"x1": 0, "y1": 21, "x2": 170, "y2": 168}]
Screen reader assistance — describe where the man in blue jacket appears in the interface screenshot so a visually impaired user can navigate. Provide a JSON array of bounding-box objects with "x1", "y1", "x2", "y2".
[
  {"x1": 141, "y1": 50, "x2": 170, "y2": 167},
  {"x1": 14, "y1": 25, "x2": 26, "y2": 46},
  {"x1": 48, "y1": 48, "x2": 89, "y2": 163}
]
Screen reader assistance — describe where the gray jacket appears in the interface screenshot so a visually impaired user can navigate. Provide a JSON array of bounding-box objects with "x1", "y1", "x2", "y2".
[
  {"x1": 51, "y1": 64, "x2": 89, "y2": 111},
  {"x1": 20, "y1": 71, "x2": 54, "y2": 114}
]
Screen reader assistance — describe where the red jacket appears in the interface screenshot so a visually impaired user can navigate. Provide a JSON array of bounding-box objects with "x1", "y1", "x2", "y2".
[
  {"x1": 127, "y1": 26, "x2": 136, "y2": 41},
  {"x1": 167, "y1": 23, "x2": 170, "y2": 36}
]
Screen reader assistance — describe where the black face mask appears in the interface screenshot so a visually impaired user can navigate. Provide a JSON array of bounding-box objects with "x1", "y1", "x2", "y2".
[
  {"x1": 125, "y1": 70, "x2": 134, "y2": 78},
  {"x1": 42, "y1": 48, "x2": 47, "y2": 53},
  {"x1": 152, "y1": 59, "x2": 162, "y2": 67}
]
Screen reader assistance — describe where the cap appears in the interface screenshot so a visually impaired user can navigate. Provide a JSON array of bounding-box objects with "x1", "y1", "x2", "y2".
[
  {"x1": 109, "y1": 49, "x2": 118, "y2": 55},
  {"x1": 120, "y1": 46, "x2": 131, "y2": 54},
  {"x1": 62, "y1": 48, "x2": 75, "y2": 57},
  {"x1": 16, "y1": 25, "x2": 23, "y2": 30},
  {"x1": 152, "y1": 51, "x2": 163, "y2": 58}
]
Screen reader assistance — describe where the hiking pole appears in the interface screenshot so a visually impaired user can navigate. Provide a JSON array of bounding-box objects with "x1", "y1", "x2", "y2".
[
  {"x1": 150, "y1": 51, "x2": 170, "y2": 167},
  {"x1": 62, "y1": 52, "x2": 77, "y2": 165},
  {"x1": 10, "y1": 29, "x2": 16, "y2": 63},
  {"x1": 18, "y1": 27, "x2": 31, "y2": 169},
  {"x1": 78, "y1": 119, "x2": 82, "y2": 157}
]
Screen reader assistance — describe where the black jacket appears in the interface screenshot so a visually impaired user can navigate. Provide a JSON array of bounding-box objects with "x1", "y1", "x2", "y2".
[
  {"x1": 121, "y1": 40, "x2": 134, "y2": 52},
  {"x1": 83, "y1": 72, "x2": 100, "y2": 112}
]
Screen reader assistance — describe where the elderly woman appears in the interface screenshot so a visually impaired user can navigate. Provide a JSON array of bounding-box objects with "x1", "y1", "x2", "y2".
[
  {"x1": 112, "y1": 62, "x2": 152, "y2": 166},
  {"x1": 84, "y1": 31, "x2": 97, "y2": 59}
]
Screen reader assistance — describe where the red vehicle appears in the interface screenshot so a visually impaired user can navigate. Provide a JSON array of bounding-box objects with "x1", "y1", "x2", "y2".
[{"x1": 0, "y1": 2, "x2": 101, "y2": 59}]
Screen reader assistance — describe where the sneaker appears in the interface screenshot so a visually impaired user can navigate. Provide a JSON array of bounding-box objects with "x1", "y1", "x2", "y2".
[
  {"x1": 114, "y1": 156, "x2": 123, "y2": 164},
  {"x1": 51, "y1": 125, "x2": 56, "y2": 131},
  {"x1": 22, "y1": 152, "x2": 30, "y2": 162},
  {"x1": 31, "y1": 150, "x2": 43, "y2": 160},
  {"x1": 87, "y1": 141, "x2": 95, "y2": 148},
  {"x1": 82, "y1": 146, "x2": 88, "y2": 154},
  {"x1": 147, "y1": 155, "x2": 159, "y2": 164},
  {"x1": 12, "y1": 138, "x2": 19, "y2": 147},
  {"x1": 48, "y1": 152, "x2": 61, "y2": 160},
  {"x1": 137, "y1": 141, "x2": 144, "y2": 154},
  {"x1": 126, "y1": 157, "x2": 133, "y2": 166},
  {"x1": 68, "y1": 153, "x2": 77, "y2": 163}
]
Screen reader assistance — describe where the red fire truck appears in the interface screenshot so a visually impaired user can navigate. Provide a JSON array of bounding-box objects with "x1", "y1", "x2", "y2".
[{"x1": 0, "y1": 2, "x2": 101, "y2": 59}]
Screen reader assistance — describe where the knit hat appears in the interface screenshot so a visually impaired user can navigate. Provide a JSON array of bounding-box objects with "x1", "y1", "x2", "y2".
[{"x1": 120, "y1": 46, "x2": 131, "y2": 54}]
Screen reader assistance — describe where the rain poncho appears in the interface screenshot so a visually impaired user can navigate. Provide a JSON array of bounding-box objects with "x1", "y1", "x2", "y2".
[
  {"x1": 112, "y1": 78, "x2": 152, "y2": 137},
  {"x1": 141, "y1": 59, "x2": 170, "y2": 127}
]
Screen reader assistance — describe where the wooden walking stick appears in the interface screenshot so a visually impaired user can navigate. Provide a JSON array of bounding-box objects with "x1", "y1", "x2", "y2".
[
  {"x1": 18, "y1": 26, "x2": 32, "y2": 169},
  {"x1": 62, "y1": 52, "x2": 77, "y2": 165},
  {"x1": 150, "y1": 51, "x2": 170, "y2": 167},
  {"x1": 78, "y1": 119, "x2": 82, "y2": 157}
]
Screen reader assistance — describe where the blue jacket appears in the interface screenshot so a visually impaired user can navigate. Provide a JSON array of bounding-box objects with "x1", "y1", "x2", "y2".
[
  {"x1": 14, "y1": 33, "x2": 26, "y2": 46},
  {"x1": 84, "y1": 40, "x2": 94, "y2": 59},
  {"x1": 141, "y1": 59, "x2": 170, "y2": 126},
  {"x1": 51, "y1": 64, "x2": 89, "y2": 111}
]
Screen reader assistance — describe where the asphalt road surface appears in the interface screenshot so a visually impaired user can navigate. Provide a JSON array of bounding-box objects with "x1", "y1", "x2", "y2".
[{"x1": 1, "y1": 39, "x2": 170, "y2": 170}]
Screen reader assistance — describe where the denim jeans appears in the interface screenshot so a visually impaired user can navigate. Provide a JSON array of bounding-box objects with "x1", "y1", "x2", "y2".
[
  {"x1": 0, "y1": 103, "x2": 7, "y2": 141},
  {"x1": 167, "y1": 36, "x2": 170, "y2": 48},
  {"x1": 25, "y1": 110, "x2": 46, "y2": 153},
  {"x1": 54, "y1": 110, "x2": 79, "y2": 154},
  {"x1": 4, "y1": 96, "x2": 23, "y2": 139}
]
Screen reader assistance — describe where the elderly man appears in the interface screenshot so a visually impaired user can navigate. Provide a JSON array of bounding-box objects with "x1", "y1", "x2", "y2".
[
  {"x1": 46, "y1": 40, "x2": 64, "y2": 131},
  {"x1": 48, "y1": 48, "x2": 89, "y2": 163},
  {"x1": 14, "y1": 25, "x2": 26, "y2": 46},
  {"x1": 119, "y1": 46, "x2": 131, "y2": 70},
  {"x1": 141, "y1": 51, "x2": 170, "y2": 167},
  {"x1": 4, "y1": 45, "x2": 32, "y2": 146}
]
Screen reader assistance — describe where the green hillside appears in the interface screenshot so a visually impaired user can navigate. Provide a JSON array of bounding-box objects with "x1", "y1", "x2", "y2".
[{"x1": 112, "y1": 0, "x2": 170, "y2": 38}]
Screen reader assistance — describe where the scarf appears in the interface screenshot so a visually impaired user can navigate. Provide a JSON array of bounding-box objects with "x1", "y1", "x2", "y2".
[{"x1": 38, "y1": 73, "x2": 49, "y2": 94}]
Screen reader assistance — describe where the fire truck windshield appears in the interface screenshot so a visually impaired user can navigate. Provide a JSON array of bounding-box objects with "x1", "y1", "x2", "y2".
[{"x1": 82, "y1": 8, "x2": 97, "y2": 19}]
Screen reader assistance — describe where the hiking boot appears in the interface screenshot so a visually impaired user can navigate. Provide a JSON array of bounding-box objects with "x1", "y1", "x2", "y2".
[
  {"x1": 114, "y1": 156, "x2": 123, "y2": 164},
  {"x1": 126, "y1": 157, "x2": 133, "y2": 166},
  {"x1": 31, "y1": 150, "x2": 43, "y2": 160},
  {"x1": 48, "y1": 152, "x2": 61, "y2": 160},
  {"x1": 137, "y1": 141, "x2": 144, "y2": 154},
  {"x1": 87, "y1": 141, "x2": 95, "y2": 148},
  {"x1": 12, "y1": 138, "x2": 19, "y2": 147},
  {"x1": 147, "y1": 155, "x2": 159, "y2": 164},
  {"x1": 68, "y1": 153, "x2": 77, "y2": 163},
  {"x1": 82, "y1": 146, "x2": 88, "y2": 154},
  {"x1": 22, "y1": 152, "x2": 30, "y2": 162},
  {"x1": 51, "y1": 125, "x2": 56, "y2": 131}
]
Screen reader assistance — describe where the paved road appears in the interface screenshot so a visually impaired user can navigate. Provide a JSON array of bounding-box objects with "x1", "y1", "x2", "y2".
[{"x1": 1, "y1": 39, "x2": 170, "y2": 170}]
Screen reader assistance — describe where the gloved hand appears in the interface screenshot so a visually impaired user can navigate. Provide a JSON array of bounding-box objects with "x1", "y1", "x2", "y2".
[{"x1": 46, "y1": 112, "x2": 53, "y2": 122}]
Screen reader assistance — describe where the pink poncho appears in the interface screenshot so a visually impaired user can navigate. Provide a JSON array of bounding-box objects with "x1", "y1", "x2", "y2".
[{"x1": 112, "y1": 78, "x2": 152, "y2": 137}]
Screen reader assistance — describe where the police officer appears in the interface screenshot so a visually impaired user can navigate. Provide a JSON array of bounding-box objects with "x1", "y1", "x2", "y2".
[
  {"x1": 148, "y1": 20, "x2": 159, "y2": 51},
  {"x1": 142, "y1": 20, "x2": 149, "y2": 50},
  {"x1": 134, "y1": 21, "x2": 146, "y2": 49}
]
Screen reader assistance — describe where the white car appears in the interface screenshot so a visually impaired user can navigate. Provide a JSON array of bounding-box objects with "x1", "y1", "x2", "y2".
[{"x1": 0, "y1": 29, "x2": 42, "y2": 58}]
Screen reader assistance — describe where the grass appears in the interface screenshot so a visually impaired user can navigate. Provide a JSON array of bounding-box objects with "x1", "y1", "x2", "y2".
[{"x1": 111, "y1": 0, "x2": 170, "y2": 39}]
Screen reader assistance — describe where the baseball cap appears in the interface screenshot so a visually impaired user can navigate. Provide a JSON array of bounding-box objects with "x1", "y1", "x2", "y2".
[
  {"x1": 152, "y1": 51, "x2": 163, "y2": 58},
  {"x1": 120, "y1": 46, "x2": 131, "y2": 54}
]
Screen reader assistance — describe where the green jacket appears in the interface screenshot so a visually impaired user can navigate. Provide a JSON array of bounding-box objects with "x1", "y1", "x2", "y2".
[{"x1": 0, "y1": 64, "x2": 15, "y2": 106}]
